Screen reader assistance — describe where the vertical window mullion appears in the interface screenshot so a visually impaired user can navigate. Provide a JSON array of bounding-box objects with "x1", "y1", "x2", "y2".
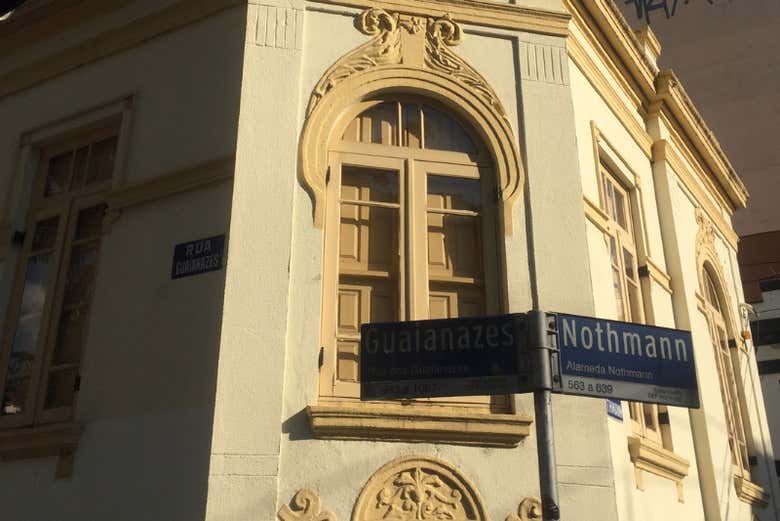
[
  {"x1": 406, "y1": 159, "x2": 428, "y2": 320},
  {"x1": 1, "y1": 204, "x2": 70, "y2": 426},
  {"x1": 33, "y1": 198, "x2": 81, "y2": 422}
]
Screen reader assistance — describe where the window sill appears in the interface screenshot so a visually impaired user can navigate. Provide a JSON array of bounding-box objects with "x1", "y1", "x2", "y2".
[
  {"x1": 734, "y1": 475, "x2": 769, "y2": 507},
  {"x1": 307, "y1": 402, "x2": 532, "y2": 447},
  {"x1": 627, "y1": 435, "x2": 689, "y2": 501},
  {"x1": 0, "y1": 422, "x2": 81, "y2": 478}
]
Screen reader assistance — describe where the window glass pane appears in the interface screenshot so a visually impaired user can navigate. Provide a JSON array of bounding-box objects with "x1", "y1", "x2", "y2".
[
  {"x1": 44, "y1": 152, "x2": 72, "y2": 197},
  {"x1": 51, "y1": 306, "x2": 88, "y2": 366},
  {"x1": 2, "y1": 255, "x2": 50, "y2": 416},
  {"x1": 623, "y1": 248, "x2": 636, "y2": 282},
  {"x1": 32, "y1": 217, "x2": 59, "y2": 251},
  {"x1": 603, "y1": 178, "x2": 615, "y2": 219},
  {"x1": 402, "y1": 104, "x2": 422, "y2": 148},
  {"x1": 44, "y1": 367, "x2": 78, "y2": 409},
  {"x1": 341, "y1": 167, "x2": 398, "y2": 203},
  {"x1": 614, "y1": 189, "x2": 628, "y2": 230},
  {"x1": 423, "y1": 106, "x2": 477, "y2": 155},
  {"x1": 75, "y1": 205, "x2": 106, "y2": 241},
  {"x1": 85, "y1": 136, "x2": 117, "y2": 184},
  {"x1": 427, "y1": 175, "x2": 481, "y2": 212},
  {"x1": 70, "y1": 146, "x2": 90, "y2": 189},
  {"x1": 63, "y1": 241, "x2": 99, "y2": 307},
  {"x1": 368, "y1": 102, "x2": 398, "y2": 146}
]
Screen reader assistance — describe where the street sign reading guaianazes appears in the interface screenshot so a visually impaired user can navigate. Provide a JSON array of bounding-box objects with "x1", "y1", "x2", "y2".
[{"x1": 359, "y1": 314, "x2": 533, "y2": 400}]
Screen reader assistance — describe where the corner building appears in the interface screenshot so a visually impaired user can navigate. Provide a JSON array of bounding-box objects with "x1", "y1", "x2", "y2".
[{"x1": 0, "y1": 1, "x2": 777, "y2": 520}]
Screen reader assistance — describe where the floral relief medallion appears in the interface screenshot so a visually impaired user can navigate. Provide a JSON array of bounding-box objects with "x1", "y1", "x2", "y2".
[{"x1": 353, "y1": 456, "x2": 487, "y2": 521}]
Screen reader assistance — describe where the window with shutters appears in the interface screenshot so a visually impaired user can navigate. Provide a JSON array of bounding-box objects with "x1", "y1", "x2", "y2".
[
  {"x1": 319, "y1": 98, "x2": 508, "y2": 412},
  {"x1": 702, "y1": 267, "x2": 754, "y2": 479},
  {"x1": 0, "y1": 121, "x2": 117, "y2": 430},
  {"x1": 600, "y1": 164, "x2": 674, "y2": 450}
]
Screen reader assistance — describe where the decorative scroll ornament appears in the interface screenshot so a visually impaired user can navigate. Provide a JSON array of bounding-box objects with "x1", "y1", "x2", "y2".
[
  {"x1": 279, "y1": 489, "x2": 336, "y2": 521},
  {"x1": 505, "y1": 497, "x2": 542, "y2": 521},
  {"x1": 695, "y1": 207, "x2": 715, "y2": 254},
  {"x1": 424, "y1": 15, "x2": 507, "y2": 120},
  {"x1": 299, "y1": 8, "x2": 524, "y2": 233},
  {"x1": 306, "y1": 8, "x2": 507, "y2": 122}
]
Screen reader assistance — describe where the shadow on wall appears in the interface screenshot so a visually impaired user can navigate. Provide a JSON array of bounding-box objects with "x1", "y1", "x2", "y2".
[{"x1": 0, "y1": 6, "x2": 247, "y2": 521}]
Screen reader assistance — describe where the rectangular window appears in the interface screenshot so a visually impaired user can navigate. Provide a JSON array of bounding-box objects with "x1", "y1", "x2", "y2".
[
  {"x1": 321, "y1": 153, "x2": 504, "y2": 410},
  {"x1": 601, "y1": 164, "x2": 673, "y2": 450},
  {"x1": 0, "y1": 122, "x2": 117, "y2": 429}
]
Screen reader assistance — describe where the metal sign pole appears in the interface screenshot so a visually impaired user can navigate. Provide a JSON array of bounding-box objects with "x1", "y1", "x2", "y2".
[{"x1": 529, "y1": 311, "x2": 560, "y2": 521}]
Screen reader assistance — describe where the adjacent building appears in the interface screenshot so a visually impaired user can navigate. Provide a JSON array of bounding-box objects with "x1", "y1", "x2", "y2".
[{"x1": 0, "y1": 1, "x2": 777, "y2": 520}]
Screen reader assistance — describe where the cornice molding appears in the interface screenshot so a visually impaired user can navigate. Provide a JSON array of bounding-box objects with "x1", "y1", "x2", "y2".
[
  {"x1": 733, "y1": 475, "x2": 769, "y2": 508},
  {"x1": 628, "y1": 435, "x2": 689, "y2": 501},
  {"x1": 652, "y1": 71, "x2": 748, "y2": 210},
  {"x1": 105, "y1": 156, "x2": 235, "y2": 228},
  {"x1": 311, "y1": 0, "x2": 570, "y2": 36},
  {"x1": 652, "y1": 140, "x2": 738, "y2": 250},
  {"x1": 307, "y1": 403, "x2": 532, "y2": 447}
]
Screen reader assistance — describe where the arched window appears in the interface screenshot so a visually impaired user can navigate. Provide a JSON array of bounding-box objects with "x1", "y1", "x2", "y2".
[
  {"x1": 319, "y1": 98, "x2": 504, "y2": 409},
  {"x1": 702, "y1": 266, "x2": 753, "y2": 478}
]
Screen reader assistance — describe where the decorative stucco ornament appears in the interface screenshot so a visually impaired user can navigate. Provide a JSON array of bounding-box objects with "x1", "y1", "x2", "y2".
[
  {"x1": 353, "y1": 456, "x2": 488, "y2": 521},
  {"x1": 307, "y1": 8, "x2": 506, "y2": 123},
  {"x1": 505, "y1": 497, "x2": 542, "y2": 521},
  {"x1": 279, "y1": 489, "x2": 336, "y2": 521},
  {"x1": 694, "y1": 207, "x2": 716, "y2": 255},
  {"x1": 299, "y1": 8, "x2": 525, "y2": 233}
]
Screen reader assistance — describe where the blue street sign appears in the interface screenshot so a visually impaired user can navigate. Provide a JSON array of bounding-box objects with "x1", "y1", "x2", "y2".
[
  {"x1": 606, "y1": 399, "x2": 624, "y2": 421},
  {"x1": 360, "y1": 314, "x2": 535, "y2": 400},
  {"x1": 555, "y1": 313, "x2": 700, "y2": 408},
  {"x1": 171, "y1": 235, "x2": 226, "y2": 279}
]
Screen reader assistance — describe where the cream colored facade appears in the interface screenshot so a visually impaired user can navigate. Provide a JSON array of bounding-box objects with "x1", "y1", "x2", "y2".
[{"x1": 0, "y1": 1, "x2": 777, "y2": 521}]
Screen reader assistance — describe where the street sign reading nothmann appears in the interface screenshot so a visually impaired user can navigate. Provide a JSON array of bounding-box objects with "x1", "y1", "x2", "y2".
[
  {"x1": 555, "y1": 313, "x2": 700, "y2": 408},
  {"x1": 360, "y1": 314, "x2": 532, "y2": 400}
]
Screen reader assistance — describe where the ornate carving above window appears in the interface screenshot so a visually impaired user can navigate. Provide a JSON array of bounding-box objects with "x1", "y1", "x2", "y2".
[
  {"x1": 353, "y1": 455, "x2": 488, "y2": 521},
  {"x1": 300, "y1": 8, "x2": 524, "y2": 234}
]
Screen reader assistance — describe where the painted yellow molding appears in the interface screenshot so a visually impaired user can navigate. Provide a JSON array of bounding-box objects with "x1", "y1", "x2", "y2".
[
  {"x1": 653, "y1": 71, "x2": 748, "y2": 210},
  {"x1": 628, "y1": 435, "x2": 689, "y2": 501},
  {"x1": 652, "y1": 140, "x2": 738, "y2": 250},
  {"x1": 299, "y1": 8, "x2": 524, "y2": 234},
  {"x1": 106, "y1": 156, "x2": 234, "y2": 213},
  {"x1": 313, "y1": 0, "x2": 570, "y2": 36},
  {"x1": 278, "y1": 489, "x2": 336, "y2": 521},
  {"x1": 640, "y1": 257, "x2": 673, "y2": 295},
  {"x1": 573, "y1": 0, "x2": 656, "y2": 99},
  {"x1": 306, "y1": 403, "x2": 532, "y2": 447},
  {"x1": 353, "y1": 455, "x2": 489, "y2": 521},
  {"x1": 506, "y1": 497, "x2": 542, "y2": 521},
  {"x1": 633, "y1": 25, "x2": 660, "y2": 65},
  {"x1": 733, "y1": 475, "x2": 769, "y2": 508},
  {"x1": 583, "y1": 195, "x2": 610, "y2": 235},
  {"x1": 0, "y1": 422, "x2": 81, "y2": 478},
  {"x1": 0, "y1": 0, "x2": 243, "y2": 98}
]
